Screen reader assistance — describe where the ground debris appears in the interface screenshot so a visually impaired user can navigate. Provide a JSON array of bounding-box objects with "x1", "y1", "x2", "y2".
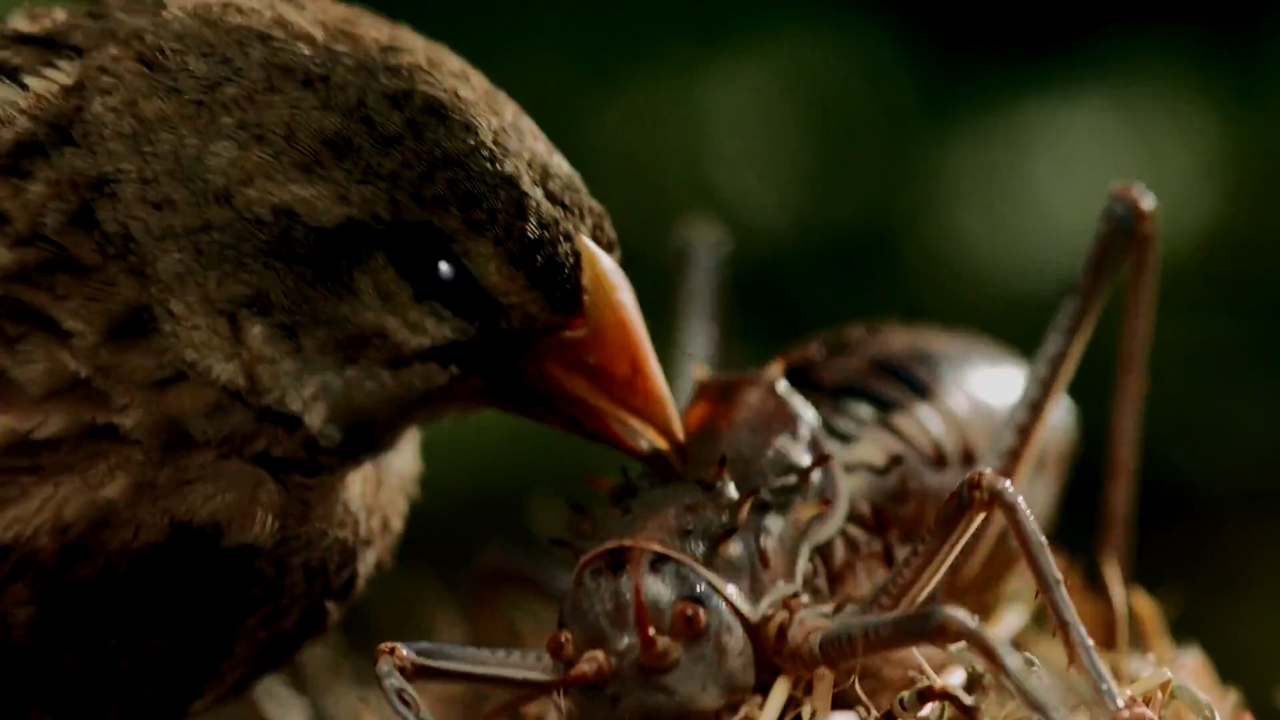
[
  {"x1": 700, "y1": 557, "x2": 1254, "y2": 720},
  {"x1": 229, "y1": 553, "x2": 1251, "y2": 720}
]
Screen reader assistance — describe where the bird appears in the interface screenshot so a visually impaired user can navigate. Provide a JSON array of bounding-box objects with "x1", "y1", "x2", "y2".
[{"x1": 0, "y1": 1, "x2": 686, "y2": 718}]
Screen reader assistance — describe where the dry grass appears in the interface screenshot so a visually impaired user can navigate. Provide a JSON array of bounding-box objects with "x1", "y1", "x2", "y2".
[
  {"x1": 222, "y1": 550, "x2": 1252, "y2": 720},
  {"x1": 698, "y1": 557, "x2": 1255, "y2": 720}
]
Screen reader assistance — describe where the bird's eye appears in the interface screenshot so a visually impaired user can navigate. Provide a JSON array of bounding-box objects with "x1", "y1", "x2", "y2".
[
  {"x1": 377, "y1": 223, "x2": 504, "y2": 326},
  {"x1": 436, "y1": 258, "x2": 456, "y2": 282}
]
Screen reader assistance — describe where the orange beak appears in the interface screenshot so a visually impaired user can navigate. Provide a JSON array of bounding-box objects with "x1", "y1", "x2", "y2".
[{"x1": 496, "y1": 235, "x2": 685, "y2": 467}]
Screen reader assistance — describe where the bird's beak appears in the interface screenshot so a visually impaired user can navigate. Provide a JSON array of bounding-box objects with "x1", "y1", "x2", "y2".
[{"x1": 502, "y1": 235, "x2": 685, "y2": 467}]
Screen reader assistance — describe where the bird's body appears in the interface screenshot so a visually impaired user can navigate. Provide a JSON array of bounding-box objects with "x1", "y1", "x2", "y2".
[{"x1": 0, "y1": 2, "x2": 683, "y2": 717}]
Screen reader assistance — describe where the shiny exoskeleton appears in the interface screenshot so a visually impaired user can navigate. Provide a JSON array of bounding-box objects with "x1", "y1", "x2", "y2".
[
  {"x1": 375, "y1": 183, "x2": 1164, "y2": 720},
  {"x1": 679, "y1": 320, "x2": 1080, "y2": 616}
]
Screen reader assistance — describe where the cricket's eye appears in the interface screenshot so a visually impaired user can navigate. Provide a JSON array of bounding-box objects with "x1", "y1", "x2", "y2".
[
  {"x1": 669, "y1": 598, "x2": 708, "y2": 641},
  {"x1": 546, "y1": 628, "x2": 578, "y2": 665}
]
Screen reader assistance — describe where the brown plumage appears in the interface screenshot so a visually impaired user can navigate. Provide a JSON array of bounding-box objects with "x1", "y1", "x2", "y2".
[{"x1": 0, "y1": 1, "x2": 684, "y2": 718}]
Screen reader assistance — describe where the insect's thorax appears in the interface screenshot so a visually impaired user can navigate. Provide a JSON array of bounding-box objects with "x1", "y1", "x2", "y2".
[
  {"x1": 672, "y1": 324, "x2": 1083, "y2": 608},
  {"x1": 783, "y1": 325, "x2": 1080, "y2": 532}
]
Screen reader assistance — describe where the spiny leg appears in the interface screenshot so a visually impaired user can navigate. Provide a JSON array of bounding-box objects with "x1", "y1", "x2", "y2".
[
  {"x1": 866, "y1": 469, "x2": 1130, "y2": 714},
  {"x1": 957, "y1": 181, "x2": 1159, "y2": 590},
  {"x1": 1096, "y1": 177, "x2": 1159, "y2": 675},
  {"x1": 948, "y1": 181, "x2": 1161, "y2": 678},
  {"x1": 1097, "y1": 177, "x2": 1159, "y2": 580},
  {"x1": 786, "y1": 604, "x2": 1070, "y2": 720},
  {"x1": 375, "y1": 640, "x2": 613, "y2": 720},
  {"x1": 667, "y1": 212, "x2": 733, "y2": 407},
  {"x1": 854, "y1": 184, "x2": 1158, "y2": 713},
  {"x1": 374, "y1": 641, "x2": 561, "y2": 720},
  {"x1": 966, "y1": 181, "x2": 1159, "y2": 667}
]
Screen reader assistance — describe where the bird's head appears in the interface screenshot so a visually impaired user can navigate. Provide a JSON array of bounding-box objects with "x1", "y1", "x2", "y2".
[{"x1": 91, "y1": 0, "x2": 684, "y2": 467}]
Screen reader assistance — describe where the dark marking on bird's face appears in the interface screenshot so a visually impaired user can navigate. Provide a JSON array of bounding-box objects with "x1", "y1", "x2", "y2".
[
  {"x1": 374, "y1": 221, "x2": 508, "y2": 327},
  {"x1": 254, "y1": 213, "x2": 506, "y2": 336}
]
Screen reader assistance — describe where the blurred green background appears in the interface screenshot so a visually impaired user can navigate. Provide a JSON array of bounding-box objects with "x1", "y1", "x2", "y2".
[
  {"x1": 341, "y1": 2, "x2": 1279, "y2": 716},
  {"x1": 8, "y1": 0, "x2": 1275, "y2": 716}
]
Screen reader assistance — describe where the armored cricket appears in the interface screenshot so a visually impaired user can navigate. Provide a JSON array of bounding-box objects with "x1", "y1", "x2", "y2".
[{"x1": 373, "y1": 183, "x2": 1170, "y2": 719}]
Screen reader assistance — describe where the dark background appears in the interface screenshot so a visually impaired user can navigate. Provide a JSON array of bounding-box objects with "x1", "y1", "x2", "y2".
[
  {"x1": 340, "y1": 3, "x2": 1280, "y2": 716},
  {"x1": 334, "y1": 1, "x2": 1280, "y2": 716}
]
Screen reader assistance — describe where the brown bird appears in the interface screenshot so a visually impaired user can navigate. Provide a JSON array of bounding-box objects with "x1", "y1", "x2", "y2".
[{"x1": 0, "y1": 1, "x2": 684, "y2": 718}]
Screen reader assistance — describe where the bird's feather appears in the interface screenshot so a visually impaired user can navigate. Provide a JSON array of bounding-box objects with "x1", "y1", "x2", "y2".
[{"x1": 0, "y1": 1, "x2": 614, "y2": 716}]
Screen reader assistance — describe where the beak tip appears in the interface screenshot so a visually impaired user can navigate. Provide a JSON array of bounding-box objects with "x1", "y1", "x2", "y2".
[{"x1": 504, "y1": 234, "x2": 690, "y2": 468}]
